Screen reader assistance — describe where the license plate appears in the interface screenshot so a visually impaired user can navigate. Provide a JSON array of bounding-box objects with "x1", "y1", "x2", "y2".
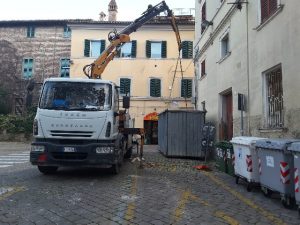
[{"x1": 64, "y1": 147, "x2": 76, "y2": 152}]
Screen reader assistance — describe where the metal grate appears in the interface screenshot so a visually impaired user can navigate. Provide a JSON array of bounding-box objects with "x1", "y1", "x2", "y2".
[{"x1": 265, "y1": 67, "x2": 283, "y2": 128}]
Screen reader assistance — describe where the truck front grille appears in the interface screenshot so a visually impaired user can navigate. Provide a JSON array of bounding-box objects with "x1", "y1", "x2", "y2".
[
  {"x1": 51, "y1": 152, "x2": 88, "y2": 160},
  {"x1": 50, "y1": 130, "x2": 93, "y2": 138}
]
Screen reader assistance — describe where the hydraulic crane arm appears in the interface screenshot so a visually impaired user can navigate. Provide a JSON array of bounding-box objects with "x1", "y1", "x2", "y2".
[{"x1": 83, "y1": 1, "x2": 182, "y2": 79}]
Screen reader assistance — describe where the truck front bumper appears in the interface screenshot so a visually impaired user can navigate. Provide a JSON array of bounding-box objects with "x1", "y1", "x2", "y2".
[{"x1": 30, "y1": 141, "x2": 118, "y2": 167}]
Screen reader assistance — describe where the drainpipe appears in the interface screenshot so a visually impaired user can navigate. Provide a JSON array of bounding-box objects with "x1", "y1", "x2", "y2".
[{"x1": 246, "y1": 3, "x2": 251, "y2": 135}]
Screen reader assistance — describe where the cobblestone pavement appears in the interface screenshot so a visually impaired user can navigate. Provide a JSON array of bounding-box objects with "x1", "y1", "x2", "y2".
[{"x1": 0, "y1": 143, "x2": 299, "y2": 225}]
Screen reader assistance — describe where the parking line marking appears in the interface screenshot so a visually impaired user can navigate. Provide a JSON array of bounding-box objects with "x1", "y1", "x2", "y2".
[
  {"x1": 172, "y1": 190, "x2": 190, "y2": 224},
  {"x1": 202, "y1": 171, "x2": 286, "y2": 225},
  {"x1": 125, "y1": 175, "x2": 137, "y2": 221},
  {"x1": 0, "y1": 187, "x2": 25, "y2": 201},
  {"x1": 215, "y1": 211, "x2": 239, "y2": 225}
]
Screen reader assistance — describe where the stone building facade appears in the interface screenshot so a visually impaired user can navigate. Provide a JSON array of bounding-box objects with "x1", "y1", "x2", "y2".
[
  {"x1": 194, "y1": 0, "x2": 300, "y2": 140},
  {"x1": 0, "y1": 20, "x2": 73, "y2": 114}
]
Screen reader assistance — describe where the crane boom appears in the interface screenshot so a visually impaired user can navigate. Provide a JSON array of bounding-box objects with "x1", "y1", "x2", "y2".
[{"x1": 83, "y1": 1, "x2": 182, "y2": 79}]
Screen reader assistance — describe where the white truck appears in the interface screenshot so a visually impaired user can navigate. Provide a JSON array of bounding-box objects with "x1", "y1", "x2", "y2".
[
  {"x1": 30, "y1": 1, "x2": 182, "y2": 174},
  {"x1": 30, "y1": 78, "x2": 133, "y2": 174}
]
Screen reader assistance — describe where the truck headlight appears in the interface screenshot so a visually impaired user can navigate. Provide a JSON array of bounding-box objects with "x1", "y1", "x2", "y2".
[
  {"x1": 33, "y1": 119, "x2": 38, "y2": 135},
  {"x1": 31, "y1": 145, "x2": 45, "y2": 152},
  {"x1": 95, "y1": 146, "x2": 114, "y2": 154}
]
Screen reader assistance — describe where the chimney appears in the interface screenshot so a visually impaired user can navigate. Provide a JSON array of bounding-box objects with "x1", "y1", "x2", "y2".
[{"x1": 108, "y1": 0, "x2": 118, "y2": 21}]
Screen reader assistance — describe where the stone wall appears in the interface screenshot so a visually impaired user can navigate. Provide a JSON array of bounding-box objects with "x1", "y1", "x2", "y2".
[{"x1": 0, "y1": 23, "x2": 71, "y2": 114}]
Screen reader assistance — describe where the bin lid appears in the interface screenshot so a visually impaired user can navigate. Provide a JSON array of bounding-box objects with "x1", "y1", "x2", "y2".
[
  {"x1": 255, "y1": 139, "x2": 300, "y2": 150},
  {"x1": 288, "y1": 142, "x2": 300, "y2": 152},
  {"x1": 230, "y1": 136, "x2": 266, "y2": 146}
]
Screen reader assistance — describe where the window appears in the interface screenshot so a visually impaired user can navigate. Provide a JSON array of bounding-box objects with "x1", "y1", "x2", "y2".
[
  {"x1": 150, "y1": 78, "x2": 161, "y2": 97},
  {"x1": 146, "y1": 41, "x2": 167, "y2": 58},
  {"x1": 84, "y1": 39, "x2": 106, "y2": 57},
  {"x1": 201, "y1": 60, "x2": 206, "y2": 77},
  {"x1": 221, "y1": 33, "x2": 229, "y2": 58},
  {"x1": 201, "y1": 2, "x2": 206, "y2": 34},
  {"x1": 261, "y1": 0, "x2": 278, "y2": 23},
  {"x1": 120, "y1": 78, "x2": 131, "y2": 95},
  {"x1": 60, "y1": 58, "x2": 70, "y2": 77},
  {"x1": 119, "y1": 41, "x2": 137, "y2": 58},
  {"x1": 263, "y1": 65, "x2": 283, "y2": 128},
  {"x1": 181, "y1": 79, "x2": 192, "y2": 98},
  {"x1": 27, "y1": 26, "x2": 35, "y2": 38},
  {"x1": 63, "y1": 26, "x2": 71, "y2": 38},
  {"x1": 181, "y1": 41, "x2": 193, "y2": 59},
  {"x1": 23, "y1": 58, "x2": 34, "y2": 79}
]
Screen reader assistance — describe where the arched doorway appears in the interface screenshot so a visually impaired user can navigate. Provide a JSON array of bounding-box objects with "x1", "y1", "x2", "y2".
[{"x1": 144, "y1": 112, "x2": 158, "y2": 145}]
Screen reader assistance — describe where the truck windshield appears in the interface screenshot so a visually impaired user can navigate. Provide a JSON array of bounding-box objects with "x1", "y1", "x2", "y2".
[{"x1": 39, "y1": 81, "x2": 112, "y2": 111}]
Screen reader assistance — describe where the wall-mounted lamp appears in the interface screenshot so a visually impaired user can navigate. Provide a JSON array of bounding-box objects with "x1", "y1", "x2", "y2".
[{"x1": 201, "y1": 19, "x2": 213, "y2": 30}]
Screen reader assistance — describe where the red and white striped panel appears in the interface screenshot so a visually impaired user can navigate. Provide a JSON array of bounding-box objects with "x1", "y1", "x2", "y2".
[
  {"x1": 280, "y1": 162, "x2": 290, "y2": 184},
  {"x1": 258, "y1": 157, "x2": 262, "y2": 175},
  {"x1": 295, "y1": 168, "x2": 299, "y2": 193},
  {"x1": 246, "y1": 155, "x2": 253, "y2": 172}
]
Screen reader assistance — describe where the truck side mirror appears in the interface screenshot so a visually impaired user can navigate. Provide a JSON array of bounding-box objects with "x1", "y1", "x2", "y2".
[{"x1": 123, "y1": 96, "x2": 130, "y2": 109}]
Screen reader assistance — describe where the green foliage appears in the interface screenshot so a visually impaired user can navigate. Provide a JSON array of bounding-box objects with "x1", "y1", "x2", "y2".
[{"x1": 0, "y1": 106, "x2": 36, "y2": 135}]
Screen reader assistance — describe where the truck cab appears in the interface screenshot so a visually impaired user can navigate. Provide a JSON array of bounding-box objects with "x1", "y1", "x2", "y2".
[{"x1": 30, "y1": 78, "x2": 132, "y2": 174}]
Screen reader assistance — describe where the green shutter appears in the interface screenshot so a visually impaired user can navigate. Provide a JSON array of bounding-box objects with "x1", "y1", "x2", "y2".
[
  {"x1": 27, "y1": 27, "x2": 30, "y2": 37},
  {"x1": 150, "y1": 79, "x2": 161, "y2": 97},
  {"x1": 181, "y1": 79, "x2": 192, "y2": 98},
  {"x1": 100, "y1": 40, "x2": 106, "y2": 53},
  {"x1": 131, "y1": 40, "x2": 137, "y2": 58},
  {"x1": 161, "y1": 41, "x2": 167, "y2": 58},
  {"x1": 146, "y1": 40, "x2": 151, "y2": 58},
  {"x1": 84, "y1": 39, "x2": 90, "y2": 57},
  {"x1": 120, "y1": 78, "x2": 131, "y2": 95},
  {"x1": 182, "y1": 41, "x2": 193, "y2": 59}
]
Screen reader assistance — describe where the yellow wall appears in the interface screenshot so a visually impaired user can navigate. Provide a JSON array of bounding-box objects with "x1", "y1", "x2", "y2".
[{"x1": 70, "y1": 23, "x2": 195, "y2": 128}]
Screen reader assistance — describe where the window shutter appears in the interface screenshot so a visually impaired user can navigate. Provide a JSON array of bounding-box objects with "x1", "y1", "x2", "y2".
[
  {"x1": 100, "y1": 40, "x2": 106, "y2": 53},
  {"x1": 131, "y1": 40, "x2": 137, "y2": 58},
  {"x1": 150, "y1": 79, "x2": 161, "y2": 97},
  {"x1": 116, "y1": 43, "x2": 121, "y2": 57},
  {"x1": 27, "y1": 27, "x2": 30, "y2": 37},
  {"x1": 146, "y1": 40, "x2": 151, "y2": 58},
  {"x1": 181, "y1": 79, "x2": 192, "y2": 98},
  {"x1": 182, "y1": 41, "x2": 193, "y2": 59},
  {"x1": 161, "y1": 41, "x2": 167, "y2": 58},
  {"x1": 120, "y1": 78, "x2": 131, "y2": 95},
  {"x1": 84, "y1": 39, "x2": 90, "y2": 57}
]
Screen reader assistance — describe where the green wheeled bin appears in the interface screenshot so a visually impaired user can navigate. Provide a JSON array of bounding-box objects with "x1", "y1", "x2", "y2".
[{"x1": 215, "y1": 141, "x2": 234, "y2": 176}]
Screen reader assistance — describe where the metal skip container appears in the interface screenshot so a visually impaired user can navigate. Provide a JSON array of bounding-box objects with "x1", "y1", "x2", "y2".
[
  {"x1": 231, "y1": 136, "x2": 266, "y2": 191},
  {"x1": 287, "y1": 142, "x2": 300, "y2": 214},
  {"x1": 158, "y1": 110, "x2": 206, "y2": 157},
  {"x1": 256, "y1": 139, "x2": 298, "y2": 208}
]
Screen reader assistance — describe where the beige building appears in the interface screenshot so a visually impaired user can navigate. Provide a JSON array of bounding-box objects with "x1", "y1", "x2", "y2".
[
  {"x1": 195, "y1": 0, "x2": 300, "y2": 140},
  {"x1": 68, "y1": 7, "x2": 195, "y2": 144}
]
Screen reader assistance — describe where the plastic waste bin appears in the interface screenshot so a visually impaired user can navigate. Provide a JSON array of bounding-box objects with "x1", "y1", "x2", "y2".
[
  {"x1": 215, "y1": 141, "x2": 234, "y2": 176},
  {"x1": 288, "y1": 142, "x2": 300, "y2": 214},
  {"x1": 256, "y1": 138, "x2": 298, "y2": 208},
  {"x1": 231, "y1": 136, "x2": 266, "y2": 191}
]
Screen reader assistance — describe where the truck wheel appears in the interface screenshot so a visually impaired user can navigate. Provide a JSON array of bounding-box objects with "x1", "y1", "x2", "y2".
[
  {"x1": 38, "y1": 166, "x2": 58, "y2": 175},
  {"x1": 124, "y1": 147, "x2": 132, "y2": 159},
  {"x1": 110, "y1": 163, "x2": 120, "y2": 175}
]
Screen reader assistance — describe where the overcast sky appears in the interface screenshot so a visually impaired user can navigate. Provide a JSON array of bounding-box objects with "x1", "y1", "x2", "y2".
[{"x1": 0, "y1": 0, "x2": 195, "y2": 21}]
